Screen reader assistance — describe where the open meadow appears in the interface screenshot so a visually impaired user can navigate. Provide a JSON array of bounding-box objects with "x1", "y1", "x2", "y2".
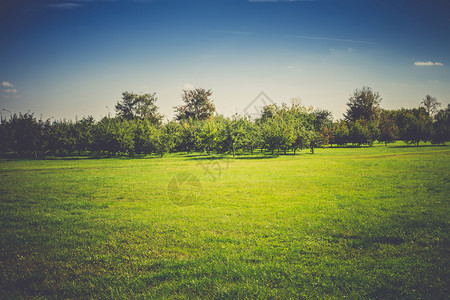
[{"x1": 0, "y1": 143, "x2": 449, "y2": 299}]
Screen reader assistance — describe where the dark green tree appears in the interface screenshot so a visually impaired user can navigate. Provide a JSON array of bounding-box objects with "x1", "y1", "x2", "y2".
[
  {"x1": 115, "y1": 92, "x2": 162, "y2": 124},
  {"x1": 420, "y1": 95, "x2": 441, "y2": 117},
  {"x1": 74, "y1": 116, "x2": 95, "y2": 153},
  {"x1": 178, "y1": 119, "x2": 201, "y2": 153},
  {"x1": 5, "y1": 113, "x2": 43, "y2": 158},
  {"x1": 241, "y1": 117, "x2": 262, "y2": 155},
  {"x1": 174, "y1": 88, "x2": 216, "y2": 121},
  {"x1": 344, "y1": 87, "x2": 382, "y2": 122},
  {"x1": 309, "y1": 108, "x2": 333, "y2": 153},
  {"x1": 432, "y1": 107, "x2": 450, "y2": 144},
  {"x1": 378, "y1": 110, "x2": 399, "y2": 145},
  {"x1": 197, "y1": 118, "x2": 219, "y2": 155},
  {"x1": 221, "y1": 114, "x2": 247, "y2": 158},
  {"x1": 397, "y1": 108, "x2": 433, "y2": 146},
  {"x1": 331, "y1": 120, "x2": 349, "y2": 146},
  {"x1": 348, "y1": 119, "x2": 380, "y2": 146}
]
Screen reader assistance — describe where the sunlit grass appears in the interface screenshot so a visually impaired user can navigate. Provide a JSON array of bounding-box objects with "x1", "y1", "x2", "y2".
[{"x1": 0, "y1": 142, "x2": 448, "y2": 298}]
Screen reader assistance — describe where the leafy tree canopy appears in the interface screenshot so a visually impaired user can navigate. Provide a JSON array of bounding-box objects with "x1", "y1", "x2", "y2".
[
  {"x1": 344, "y1": 87, "x2": 381, "y2": 122},
  {"x1": 421, "y1": 95, "x2": 441, "y2": 117},
  {"x1": 174, "y1": 88, "x2": 216, "y2": 121},
  {"x1": 115, "y1": 92, "x2": 162, "y2": 125}
]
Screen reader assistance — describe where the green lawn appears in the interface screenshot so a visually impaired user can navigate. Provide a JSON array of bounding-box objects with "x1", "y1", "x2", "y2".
[{"x1": 0, "y1": 143, "x2": 449, "y2": 299}]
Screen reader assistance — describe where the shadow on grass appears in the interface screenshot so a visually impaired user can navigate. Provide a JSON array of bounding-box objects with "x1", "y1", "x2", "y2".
[
  {"x1": 183, "y1": 153, "x2": 281, "y2": 161},
  {"x1": 389, "y1": 144, "x2": 448, "y2": 149},
  {"x1": 234, "y1": 155, "x2": 279, "y2": 160}
]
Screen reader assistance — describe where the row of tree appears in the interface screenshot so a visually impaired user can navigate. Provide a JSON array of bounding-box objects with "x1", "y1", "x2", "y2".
[{"x1": 0, "y1": 88, "x2": 448, "y2": 158}]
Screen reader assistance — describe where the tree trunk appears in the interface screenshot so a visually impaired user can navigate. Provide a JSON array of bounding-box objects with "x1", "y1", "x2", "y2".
[{"x1": 310, "y1": 146, "x2": 314, "y2": 154}]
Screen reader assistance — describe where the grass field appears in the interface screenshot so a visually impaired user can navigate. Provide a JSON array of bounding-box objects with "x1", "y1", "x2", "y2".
[{"x1": 0, "y1": 143, "x2": 449, "y2": 299}]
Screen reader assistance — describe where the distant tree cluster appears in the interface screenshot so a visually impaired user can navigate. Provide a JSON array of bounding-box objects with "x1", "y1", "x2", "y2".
[
  {"x1": 331, "y1": 88, "x2": 449, "y2": 147},
  {"x1": 0, "y1": 87, "x2": 448, "y2": 158}
]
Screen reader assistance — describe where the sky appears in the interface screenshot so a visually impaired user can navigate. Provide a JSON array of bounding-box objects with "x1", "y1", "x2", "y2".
[{"x1": 1, "y1": 0, "x2": 449, "y2": 121}]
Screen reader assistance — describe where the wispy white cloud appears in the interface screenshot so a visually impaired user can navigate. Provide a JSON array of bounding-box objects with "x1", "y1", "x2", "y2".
[
  {"x1": 183, "y1": 83, "x2": 195, "y2": 90},
  {"x1": 296, "y1": 35, "x2": 373, "y2": 44},
  {"x1": 2, "y1": 82, "x2": 18, "y2": 96},
  {"x1": 414, "y1": 61, "x2": 444, "y2": 66},
  {"x1": 209, "y1": 30, "x2": 252, "y2": 35},
  {"x1": 287, "y1": 65, "x2": 296, "y2": 69},
  {"x1": 46, "y1": 3, "x2": 83, "y2": 9},
  {"x1": 2, "y1": 81, "x2": 14, "y2": 87}
]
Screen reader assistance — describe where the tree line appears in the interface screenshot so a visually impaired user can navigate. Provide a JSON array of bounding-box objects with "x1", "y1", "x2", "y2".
[{"x1": 0, "y1": 87, "x2": 448, "y2": 158}]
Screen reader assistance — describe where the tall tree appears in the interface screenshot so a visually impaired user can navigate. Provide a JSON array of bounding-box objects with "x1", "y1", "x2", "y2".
[
  {"x1": 309, "y1": 108, "x2": 333, "y2": 153},
  {"x1": 134, "y1": 119, "x2": 157, "y2": 154},
  {"x1": 178, "y1": 119, "x2": 201, "y2": 153},
  {"x1": 420, "y1": 95, "x2": 441, "y2": 117},
  {"x1": 174, "y1": 88, "x2": 216, "y2": 121},
  {"x1": 344, "y1": 87, "x2": 382, "y2": 122},
  {"x1": 331, "y1": 120, "x2": 349, "y2": 146},
  {"x1": 432, "y1": 107, "x2": 450, "y2": 144},
  {"x1": 397, "y1": 108, "x2": 433, "y2": 146},
  {"x1": 348, "y1": 119, "x2": 380, "y2": 146},
  {"x1": 197, "y1": 118, "x2": 219, "y2": 155},
  {"x1": 219, "y1": 115, "x2": 246, "y2": 158},
  {"x1": 115, "y1": 92, "x2": 162, "y2": 124},
  {"x1": 378, "y1": 109, "x2": 399, "y2": 145},
  {"x1": 74, "y1": 116, "x2": 95, "y2": 153},
  {"x1": 241, "y1": 117, "x2": 262, "y2": 155},
  {"x1": 5, "y1": 113, "x2": 43, "y2": 158}
]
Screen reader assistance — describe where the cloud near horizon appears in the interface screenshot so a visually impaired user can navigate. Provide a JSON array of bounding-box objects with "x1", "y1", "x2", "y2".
[
  {"x1": 296, "y1": 35, "x2": 372, "y2": 44},
  {"x1": 46, "y1": 3, "x2": 83, "y2": 9},
  {"x1": 182, "y1": 83, "x2": 195, "y2": 90},
  {"x1": 2, "y1": 82, "x2": 18, "y2": 94},
  {"x1": 414, "y1": 61, "x2": 444, "y2": 66}
]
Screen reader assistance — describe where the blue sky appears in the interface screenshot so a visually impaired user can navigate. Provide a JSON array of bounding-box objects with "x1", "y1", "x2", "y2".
[{"x1": 1, "y1": 0, "x2": 449, "y2": 121}]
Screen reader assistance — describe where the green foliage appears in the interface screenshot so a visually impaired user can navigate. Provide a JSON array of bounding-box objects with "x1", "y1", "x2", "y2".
[
  {"x1": 45, "y1": 120, "x2": 77, "y2": 157},
  {"x1": 178, "y1": 119, "x2": 201, "y2": 153},
  {"x1": 309, "y1": 108, "x2": 333, "y2": 153},
  {"x1": 217, "y1": 114, "x2": 247, "y2": 157},
  {"x1": 331, "y1": 120, "x2": 349, "y2": 145},
  {"x1": 378, "y1": 109, "x2": 399, "y2": 145},
  {"x1": 197, "y1": 118, "x2": 219, "y2": 155},
  {"x1": 396, "y1": 108, "x2": 433, "y2": 146},
  {"x1": 344, "y1": 86, "x2": 382, "y2": 122},
  {"x1": 1, "y1": 88, "x2": 448, "y2": 159},
  {"x1": 432, "y1": 107, "x2": 450, "y2": 144},
  {"x1": 241, "y1": 117, "x2": 262, "y2": 155},
  {"x1": 133, "y1": 119, "x2": 156, "y2": 154},
  {"x1": 115, "y1": 92, "x2": 162, "y2": 124},
  {"x1": 174, "y1": 88, "x2": 216, "y2": 121},
  {"x1": 421, "y1": 94, "x2": 441, "y2": 117},
  {"x1": 348, "y1": 119, "x2": 380, "y2": 146}
]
